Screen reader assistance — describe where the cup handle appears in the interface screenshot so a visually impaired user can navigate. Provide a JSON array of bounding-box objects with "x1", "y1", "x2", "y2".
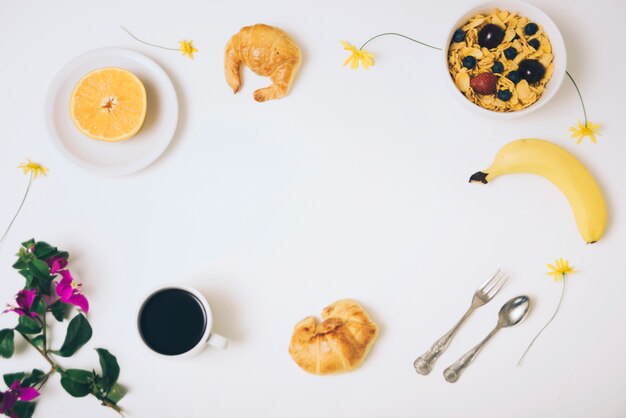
[{"x1": 207, "y1": 332, "x2": 229, "y2": 349}]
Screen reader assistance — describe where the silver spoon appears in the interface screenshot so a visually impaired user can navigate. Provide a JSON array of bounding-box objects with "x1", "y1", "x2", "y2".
[{"x1": 443, "y1": 295, "x2": 530, "y2": 383}]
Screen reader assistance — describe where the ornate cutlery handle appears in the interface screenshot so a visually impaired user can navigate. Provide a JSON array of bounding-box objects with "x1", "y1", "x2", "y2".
[
  {"x1": 414, "y1": 309, "x2": 472, "y2": 375},
  {"x1": 443, "y1": 326, "x2": 499, "y2": 383}
]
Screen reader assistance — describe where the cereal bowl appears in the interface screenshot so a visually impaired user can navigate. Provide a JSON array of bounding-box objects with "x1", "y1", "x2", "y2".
[{"x1": 443, "y1": 0, "x2": 566, "y2": 118}]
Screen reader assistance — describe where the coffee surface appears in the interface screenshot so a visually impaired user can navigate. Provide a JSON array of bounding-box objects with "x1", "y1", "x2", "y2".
[{"x1": 139, "y1": 289, "x2": 207, "y2": 355}]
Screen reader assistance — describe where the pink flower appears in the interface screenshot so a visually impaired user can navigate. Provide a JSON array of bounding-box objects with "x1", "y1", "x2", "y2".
[
  {"x1": 56, "y1": 270, "x2": 89, "y2": 313},
  {"x1": 46, "y1": 255, "x2": 68, "y2": 274},
  {"x1": 3, "y1": 289, "x2": 38, "y2": 317},
  {"x1": 0, "y1": 381, "x2": 39, "y2": 414}
]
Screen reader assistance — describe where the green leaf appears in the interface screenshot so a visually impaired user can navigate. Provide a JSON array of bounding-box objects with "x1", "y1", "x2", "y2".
[
  {"x1": 32, "y1": 296, "x2": 46, "y2": 316},
  {"x1": 21, "y1": 369, "x2": 46, "y2": 387},
  {"x1": 21, "y1": 238, "x2": 35, "y2": 248},
  {"x1": 96, "y1": 348, "x2": 120, "y2": 391},
  {"x1": 15, "y1": 316, "x2": 42, "y2": 334},
  {"x1": 0, "y1": 329, "x2": 15, "y2": 358},
  {"x1": 33, "y1": 241, "x2": 56, "y2": 259},
  {"x1": 29, "y1": 259, "x2": 51, "y2": 280},
  {"x1": 28, "y1": 259, "x2": 52, "y2": 295},
  {"x1": 18, "y1": 269, "x2": 34, "y2": 287},
  {"x1": 3, "y1": 372, "x2": 26, "y2": 386},
  {"x1": 12, "y1": 258, "x2": 28, "y2": 270},
  {"x1": 60, "y1": 369, "x2": 92, "y2": 397},
  {"x1": 31, "y1": 335, "x2": 45, "y2": 349},
  {"x1": 49, "y1": 300, "x2": 69, "y2": 322},
  {"x1": 12, "y1": 401, "x2": 36, "y2": 418},
  {"x1": 54, "y1": 314, "x2": 92, "y2": 357},
  {"x1": 106, "y1": 383, "x2": 127, "y2": 404}
]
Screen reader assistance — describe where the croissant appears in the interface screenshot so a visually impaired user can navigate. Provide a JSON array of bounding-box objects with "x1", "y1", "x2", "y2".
[
  {"x1": 224, "y1": 24, "x2": 302, "y2": 102},
  {"x1": 288, "y1": 299, "x2": 379, "y2": 375}
]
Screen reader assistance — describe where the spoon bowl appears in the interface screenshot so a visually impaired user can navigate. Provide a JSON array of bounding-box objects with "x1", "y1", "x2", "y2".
[
  {"x1": 498, "y1": 295, "x2": 530, "y2": 328},
  {"x1": 444, "y1": 295, "x2": 531, "y2": 383}
]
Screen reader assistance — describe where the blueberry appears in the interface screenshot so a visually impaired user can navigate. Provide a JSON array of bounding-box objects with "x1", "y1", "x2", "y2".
[
  {"x1": 528, "y1": 39, "x2": 540, "y2": 49},
  {"x1": 462, "y1": 56, "x2": 477, "y2": 69},
  {"x1": 525, "y1": 23, "x2": 539, "y2": 36},
  {"x1": 507, "y1": 70, "x2": 521, "y2": 84},
  {"x1": 478, "y1": 24, "x2": 505, "y2": 49},
  {"x1": 497, "y1": 89, "x2": 512, "y2": 101},
  {"x1": 452, "y1": 29, "x2": 466, "y2": 43},
  {"x1": 518, "y1": 59, "x2": 546, "y2": 84},
  {"x1": 504, "y1": 47, "x2": 518, "y2": 60},
  {"x1": 491, "y1": 61, "x2": 504, "y2": 74}
]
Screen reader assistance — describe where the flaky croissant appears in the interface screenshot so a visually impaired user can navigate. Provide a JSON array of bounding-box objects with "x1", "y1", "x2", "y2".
[
  {"x1": 224, "y1": 24, "x2": 302, "y2": 102},
  {"x1": 288, "y1": 299, "x2": 379, "y2": 375}
]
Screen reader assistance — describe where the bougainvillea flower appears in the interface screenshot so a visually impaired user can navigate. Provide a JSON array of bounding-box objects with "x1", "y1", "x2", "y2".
[
  {"x1": 0, "y1": 381, "x2": 39, "y2": 414},
  {"x1": 9, "y1": 381, "x2": 39, "y2": 401},
  {"x1": 46, "y1": 255, "x2": 68, "y2": 274},
  {"x1": 56, "y1": 270, "x2": 89, "y2": 313},
  {"x1": 3, "y1": 289, "x2": 38, "y2": 317}
]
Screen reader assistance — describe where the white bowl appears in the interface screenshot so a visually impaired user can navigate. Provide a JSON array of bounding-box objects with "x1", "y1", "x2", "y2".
[{"x1": 443, "y1": 0, "x2": 566, "y2": 119}]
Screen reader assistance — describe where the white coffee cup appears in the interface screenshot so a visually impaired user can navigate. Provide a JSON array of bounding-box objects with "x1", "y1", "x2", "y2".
[{"x1": 137, "y1": 284, "x2": 228, "y2": 358}]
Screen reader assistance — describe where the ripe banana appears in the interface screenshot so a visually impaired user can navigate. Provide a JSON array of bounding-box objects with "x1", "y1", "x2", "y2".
[{"x1": 469, "y1": 139, "x2": 607, "y2": 244}]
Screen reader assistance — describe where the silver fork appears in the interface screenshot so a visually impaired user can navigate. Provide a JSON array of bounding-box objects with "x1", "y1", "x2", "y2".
[{"x1": 413, "y1": 270, "x2": 508, "y2": 375}]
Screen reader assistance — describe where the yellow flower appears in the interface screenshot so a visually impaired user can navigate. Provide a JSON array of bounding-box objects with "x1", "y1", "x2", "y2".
[
  {"x1": 17, "y1": 159, "x2": 48, "y2": 178},
  {"x1": 342, "y1": 41, "x2": 374, "y2": 70},
  {"x1": 570, "y1": 121, "x2": 600, "y2": 144},
  {"x1": 547, "y1": 258, "x2": 575, "y2": 281},
  {"x1": 179, "y1": 40, "x2": 198, "y2": 59}
]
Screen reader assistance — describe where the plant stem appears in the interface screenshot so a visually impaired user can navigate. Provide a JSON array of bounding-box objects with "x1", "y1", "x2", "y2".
[
  {"x1": 20, "y1": 319, "x2": 124, "y2": 415},
  {"x1": 517, "y1": 276, "x2": 567, "y2": 366},
  {"x1": 359, "y1": 32, "x2": 442, "y2": 51},
  {"x1": 565, "y1": 70, "x2": 588, "y2": 125},
  {"x1": 17, "y1": 330, "x2": 57, "y2": 370},
  {"x1": 42, "y1": 313, "x2": 48, "y2": 352},
  {"x1": 0, "y1": 173, "x2": 33, "y2": 244},
  {"x1": 101, "y1": 399, "x2": 124, "y2": 416},
  {"x1": 120, "y1": 26, "x2": 179, "y2": 51}
]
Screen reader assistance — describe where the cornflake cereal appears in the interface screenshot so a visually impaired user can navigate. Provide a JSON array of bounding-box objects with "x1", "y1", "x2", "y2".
[{"x1": 448, "y1": 9, "x2": 554, "y2": 112}]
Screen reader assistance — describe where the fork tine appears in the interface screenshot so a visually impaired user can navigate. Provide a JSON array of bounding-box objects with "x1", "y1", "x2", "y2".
[
  {"x1": 482, "y1": 270, "x2": 507, "y2": 295},
  {"x1": 485, "y1": 274, "x2": 508, "y2": 298},
  {"x1": 478, "y1": 269, "x2": 501, "y2": 291}
]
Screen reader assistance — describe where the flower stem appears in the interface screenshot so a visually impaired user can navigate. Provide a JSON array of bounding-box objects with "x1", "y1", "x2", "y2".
[
  {"x1": 517, "y1": 276, "x2": 567, "y2": 366},
  {"x1": 42, "y1": 313, "x2": 48, "y2": 352},
  {"x1": 101, "y1": 399, "x2": 124, "y2": 416},
  {"x1": 565, "y1": 70, "x2": 588, "y2": 125},
  {"x1": 120, "y1": 26, "x2": 179, "y2": 51},
  {"x1": 17, "y1": 330, "x2": 57, "y2": 370},
  {"x1": 359, "y1": 32, "x2": 442, "y2": 51},
  {"x1": 0, "y1": 173, "x2": 33, "y2": 244}
]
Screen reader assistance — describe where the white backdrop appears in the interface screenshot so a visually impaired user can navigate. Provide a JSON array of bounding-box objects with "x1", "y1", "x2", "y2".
[{"x1": 0, "y1": 0, "x2": 625, "y2": 417}]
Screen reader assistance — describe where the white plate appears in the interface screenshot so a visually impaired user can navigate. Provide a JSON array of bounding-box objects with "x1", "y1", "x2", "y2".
[{"x1": 45, "y1": 48, "x2": 179, "y2": 176}]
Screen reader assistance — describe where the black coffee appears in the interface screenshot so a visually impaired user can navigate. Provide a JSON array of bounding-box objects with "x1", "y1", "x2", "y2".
[{"x1": 138, "y1": 289, "x2": 207, "y2": 355}]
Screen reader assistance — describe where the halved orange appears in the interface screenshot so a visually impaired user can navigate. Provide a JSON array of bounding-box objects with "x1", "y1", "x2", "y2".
[{"x1": 70, "y1": 67, "x2": 147, "y2": 142}]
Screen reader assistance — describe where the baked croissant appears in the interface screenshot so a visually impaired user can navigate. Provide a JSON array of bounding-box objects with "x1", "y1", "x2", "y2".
[
  {"x1": 224, "y1": 24, "x2": 302, "y2": 102},
  {"x1": 288, "y1": 299, "x2": 379, "y2": 375}
]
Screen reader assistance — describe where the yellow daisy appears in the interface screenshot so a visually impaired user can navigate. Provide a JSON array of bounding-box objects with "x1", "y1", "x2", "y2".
[
  {"x1": 179, "y1": 40, "x2": 198, "y2": 59},
  {"x1": 570, "y1": 121, "x2": 600, "y2": 144},
  {"x1": 18, "y1": 159, "x2": 48, "y2": 179},
  {"x1": 547, "y1": 258, "x2": 575, "y2": 281},
  {"x1": 341, "y1": 41, "x2": 375, "y2": 70}
]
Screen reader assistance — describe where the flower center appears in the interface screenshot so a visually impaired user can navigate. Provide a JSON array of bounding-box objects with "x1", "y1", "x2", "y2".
[{"x1": 101, "y1": 96, "x2": 119, "y2": 112}]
